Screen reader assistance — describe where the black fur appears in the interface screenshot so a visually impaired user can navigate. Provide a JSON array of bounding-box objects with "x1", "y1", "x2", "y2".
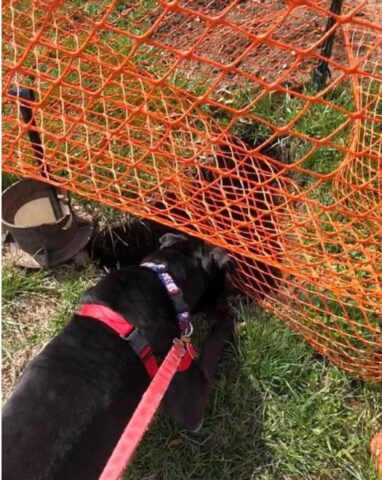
[{"x1": 2, "y1": 235, "x2": 233, "y2": 480}]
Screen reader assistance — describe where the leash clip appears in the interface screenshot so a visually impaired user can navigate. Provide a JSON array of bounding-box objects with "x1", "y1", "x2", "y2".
[{"x1": 181, "y1": 322, "x2": 193, "y2": 340}]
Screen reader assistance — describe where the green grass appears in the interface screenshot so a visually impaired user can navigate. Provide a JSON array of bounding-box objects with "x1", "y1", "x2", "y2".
[
  {"x1": 2, "y1": 264, "x2": 380, "y2": 479},
  {"x1": 50, "y1": 266, "x2": 100, "y2": 334},
  {"x1": 2, "y1": 264, "x2": 54, "y2": 305},
  {"x1": 2, "y1": 172, "x2": 19, "y2": 190},
  {"x1": 2, "y1": 263, "x2": 100, "y2": 396}
]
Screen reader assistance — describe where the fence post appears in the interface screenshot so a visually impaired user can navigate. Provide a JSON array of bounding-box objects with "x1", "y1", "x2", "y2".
[{"x1": 312, "y1": 0, "x2": 344, "y2": 91}]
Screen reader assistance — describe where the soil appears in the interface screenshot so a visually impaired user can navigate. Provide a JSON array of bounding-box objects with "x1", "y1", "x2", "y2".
[
  {"x1": 150, "y1": 0, "x2": 353, "y2": 91},
  {"x1": 87, "y1": 217, "x2": 174, "y2": 269}
]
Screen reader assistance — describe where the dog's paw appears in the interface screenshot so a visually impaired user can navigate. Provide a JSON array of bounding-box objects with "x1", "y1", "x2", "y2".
[{"x1": 188, "y1": 417, "x2": 204, "y2": 433}]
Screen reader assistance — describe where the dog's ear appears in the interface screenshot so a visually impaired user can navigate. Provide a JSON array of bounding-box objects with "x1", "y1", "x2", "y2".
[
  {"x1": 159, "y1": 233, "x2": 188, "y2": 249},
  {"x1": 211, "y1": 247, "x2": 235, "y2": 272}
]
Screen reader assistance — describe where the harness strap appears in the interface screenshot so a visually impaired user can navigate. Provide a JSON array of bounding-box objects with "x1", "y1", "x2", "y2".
[
  {"x1": 78, "y1": 304, "x2": 196, "y2": 377},
  {"x1": 78, "y1": 304, "x2": 159, "y2": 378},
  {"x1": 79, "y1": 303, "x2": 133, "y2": 337},
  {"x1": 123, "y1": 329, "x2": 159, "y2": 378}
]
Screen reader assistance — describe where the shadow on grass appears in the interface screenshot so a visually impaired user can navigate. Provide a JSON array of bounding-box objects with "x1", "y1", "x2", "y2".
[{"x1": 124, "y1": 343, "x2": 272, "y2": 480}]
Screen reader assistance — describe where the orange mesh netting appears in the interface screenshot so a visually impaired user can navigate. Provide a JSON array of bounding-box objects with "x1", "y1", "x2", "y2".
[{"x1": 2, "y1": 0, "x2": 382, "y2": 381}]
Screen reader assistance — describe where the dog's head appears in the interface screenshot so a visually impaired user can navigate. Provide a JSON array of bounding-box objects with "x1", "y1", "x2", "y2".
[{"x1": 152, "y1": 233, "x2": 234, "y2": 312}]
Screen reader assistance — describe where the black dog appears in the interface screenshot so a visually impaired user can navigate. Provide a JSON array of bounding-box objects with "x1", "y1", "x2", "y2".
[{"x1": 2, "y1": 233, "x2": 234, "y2": 480}]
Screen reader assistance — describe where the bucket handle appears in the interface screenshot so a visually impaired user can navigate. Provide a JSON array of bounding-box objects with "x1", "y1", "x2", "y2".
[{"x1": 8, "y1": 87, "x2": 64, "y2": 220}]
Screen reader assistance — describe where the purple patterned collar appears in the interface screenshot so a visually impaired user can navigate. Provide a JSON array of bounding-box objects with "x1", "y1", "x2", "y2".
[{"x1": 141, "y1": 262, "x2": 190, "y2": 333}]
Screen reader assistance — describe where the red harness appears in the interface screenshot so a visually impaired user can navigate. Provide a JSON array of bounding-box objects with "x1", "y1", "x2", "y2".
[{"x1": 78, "y1": 303, "x2": 195, "y2": 377}]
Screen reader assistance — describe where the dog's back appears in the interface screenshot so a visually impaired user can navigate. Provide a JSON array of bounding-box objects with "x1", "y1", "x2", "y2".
[{"x1": 2, "y1": 310, "x2": 150, "y2": 480}]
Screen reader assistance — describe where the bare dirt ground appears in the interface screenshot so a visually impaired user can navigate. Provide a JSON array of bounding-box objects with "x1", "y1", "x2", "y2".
[{"x1": 150, "y1": 0, "x2": 352, "y2": 90}]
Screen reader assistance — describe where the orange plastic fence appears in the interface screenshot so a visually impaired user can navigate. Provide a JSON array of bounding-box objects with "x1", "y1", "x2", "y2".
[{"x1": 2, "y1": 0, "x2": 382, "y2": 381}]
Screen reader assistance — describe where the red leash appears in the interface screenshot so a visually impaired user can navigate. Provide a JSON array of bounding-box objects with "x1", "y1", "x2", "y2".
[{"x1": 99, "y1": 340, "x2": 186, "y2": 480}]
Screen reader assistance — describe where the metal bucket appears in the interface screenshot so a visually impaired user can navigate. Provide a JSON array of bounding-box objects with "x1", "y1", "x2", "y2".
[{"x1": 2, "y1": 178, "x2": 93, "y2": 267}]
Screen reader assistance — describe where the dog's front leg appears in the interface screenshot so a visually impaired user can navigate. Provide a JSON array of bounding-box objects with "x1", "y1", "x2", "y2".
[{"x1": 164, "y1": 304, "x2": 234, "y2": 432}]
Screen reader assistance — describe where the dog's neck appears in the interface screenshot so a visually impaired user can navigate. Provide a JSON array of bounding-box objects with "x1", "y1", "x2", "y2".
[
  {"x1": 142, "y1": 252, "x2": 206, "y2": 314},
  {"x1": 140, "y1": 262, "x2": 190, "y2": 332}
]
